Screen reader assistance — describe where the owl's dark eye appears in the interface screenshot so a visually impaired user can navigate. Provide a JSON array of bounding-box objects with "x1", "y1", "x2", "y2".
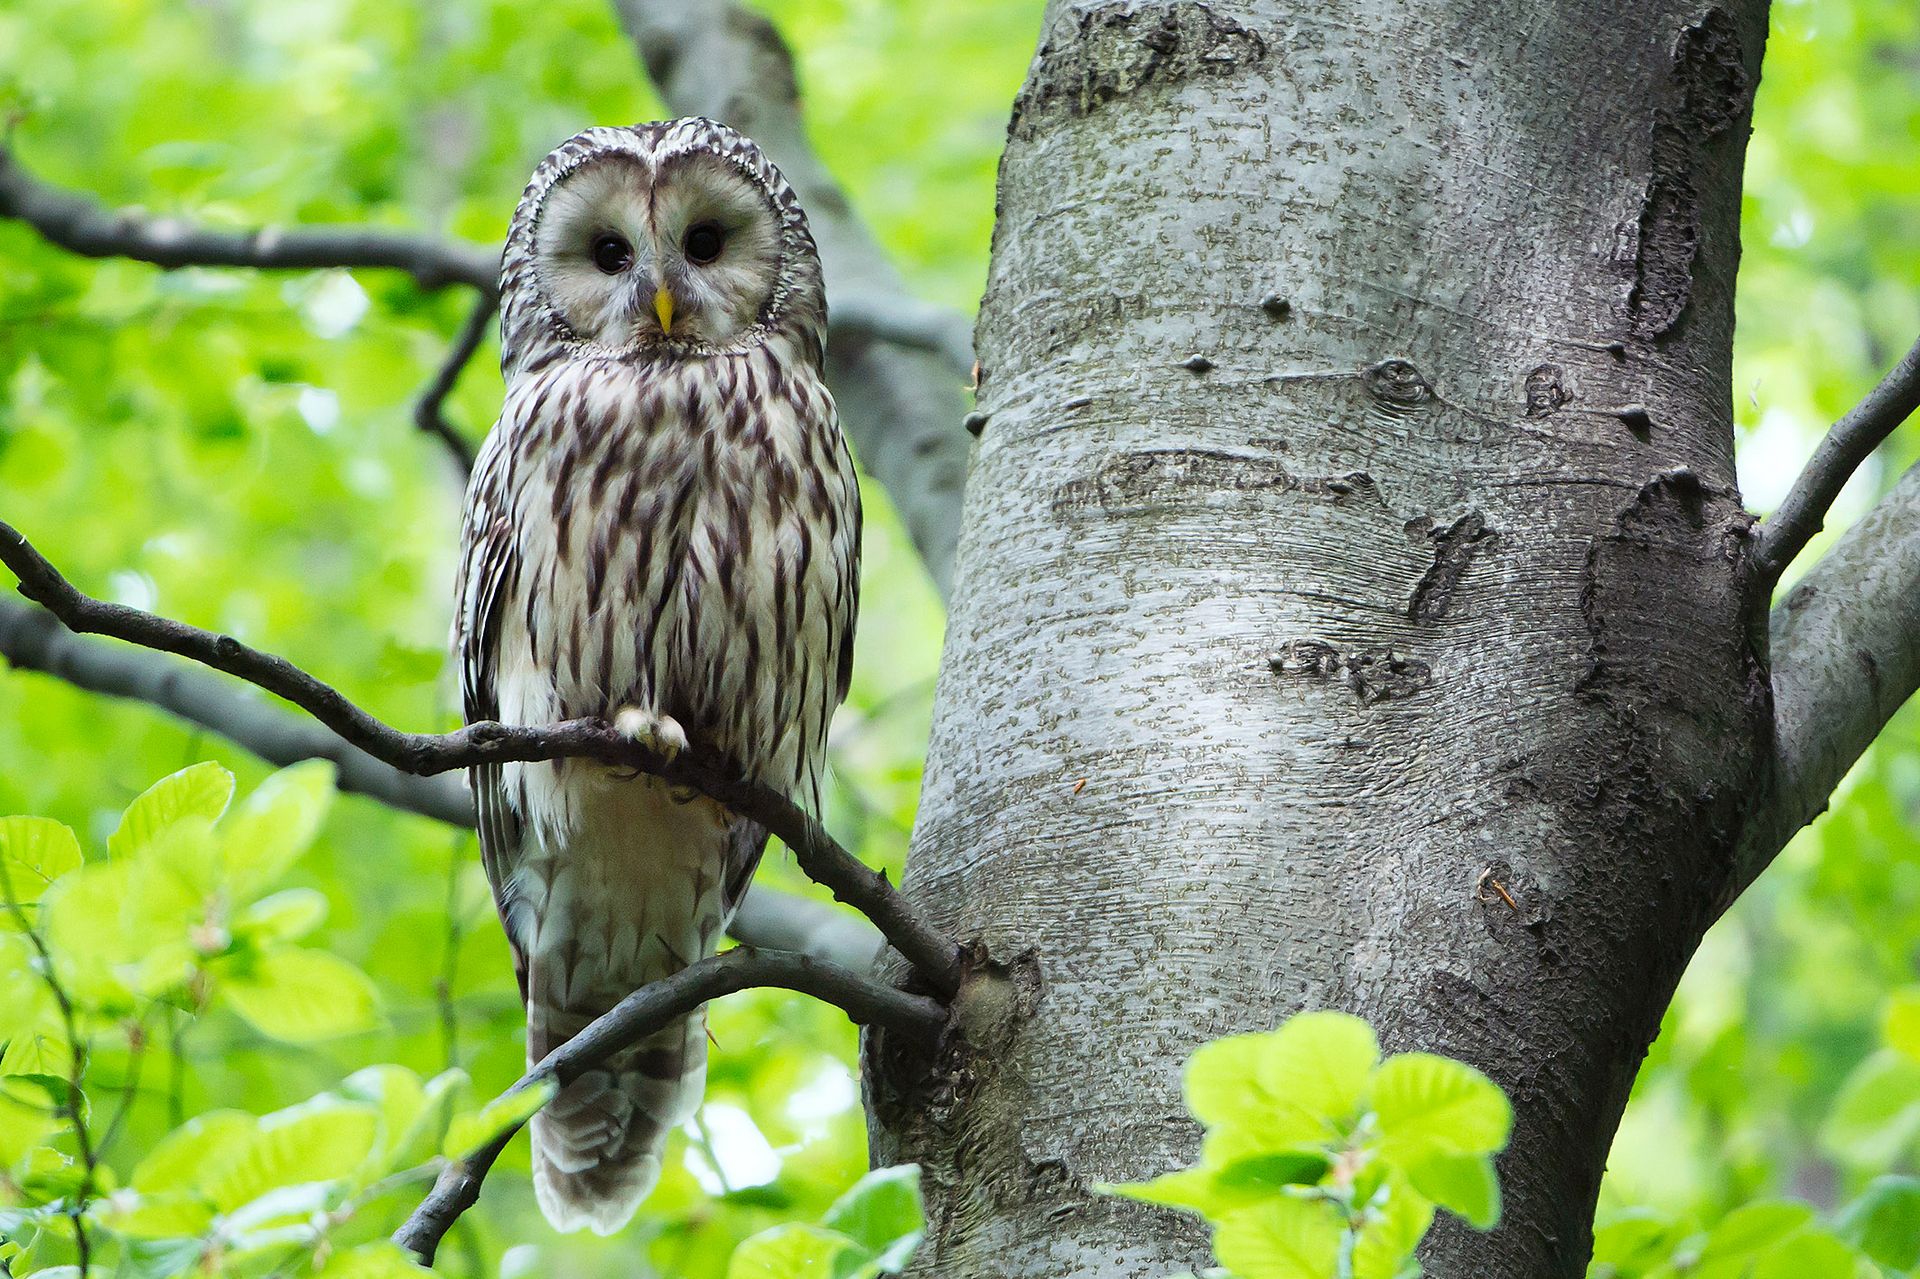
[
  {"x1": 590, "y1": 233, "x2": 632, "y2": 275},
  {"x1": 684, "y1": 222, "x2": 725, "y2": 265}
]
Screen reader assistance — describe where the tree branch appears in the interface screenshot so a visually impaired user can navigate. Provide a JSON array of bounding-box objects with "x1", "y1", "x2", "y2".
[
  {"x1": 1753, "y1": 333, "x2": 1920, "y2": 586},
  {"x1": 1728, "y1": 458, "x2": 1920, "y2": 903},
  {"x1": 0, "y1": 524, "x2": 957, "y2": 991},
  {"x1": 392, "y1": 946, "x2": 947, "y2": 1264},
  {"x1": 0, "y1": 594, "x2": 884, "y2": 968},
  {"x1": 0, "y1": 147, "x2": 499, "y2": 294},
  {"x1": 413, "y1": 295, "x2": 495, "y2": 474},
  {"x1": 613, "y1": 0, "x2": 973, "y2": 596}
]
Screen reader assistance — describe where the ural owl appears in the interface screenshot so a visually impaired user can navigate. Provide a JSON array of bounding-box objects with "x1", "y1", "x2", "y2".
[{"x1": 454, "y1": 118, "x2": 860, "y2": 1234}]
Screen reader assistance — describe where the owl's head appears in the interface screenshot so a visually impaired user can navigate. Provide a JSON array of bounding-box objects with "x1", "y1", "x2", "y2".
[{"x1": 499, "y1": 119, "x2": 825, "y2": 373}]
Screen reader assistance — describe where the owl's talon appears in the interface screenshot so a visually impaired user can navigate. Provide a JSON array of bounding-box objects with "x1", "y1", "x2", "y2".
[{"x1": 613, "y1": 706, "x2": 689, "y2": 760}]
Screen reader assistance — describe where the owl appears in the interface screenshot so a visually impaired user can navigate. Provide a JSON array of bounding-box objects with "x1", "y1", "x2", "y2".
[{"x1": 453, "y1": 119, "x2": 860, "y2": 1234}]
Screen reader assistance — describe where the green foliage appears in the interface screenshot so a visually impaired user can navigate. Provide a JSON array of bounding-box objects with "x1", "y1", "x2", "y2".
[
  {"x1": 0, "y1": 0, "x2": 1915, "y2": 1274},
  {"x1": 0, "y1": 764, "x2": 924, "y2": 1278},
  {"x1": 1105, "y1": 1012, "x2": 1511, "y2": 1279},
  {"x1": 724, "y1": 1165, "x2": 923, "y2": 1279}
]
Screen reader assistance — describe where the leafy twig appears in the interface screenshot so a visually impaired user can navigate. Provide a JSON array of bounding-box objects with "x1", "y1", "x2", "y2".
[{"x1": 0, "y1": 884, "x2": 96, "y2": 1273}]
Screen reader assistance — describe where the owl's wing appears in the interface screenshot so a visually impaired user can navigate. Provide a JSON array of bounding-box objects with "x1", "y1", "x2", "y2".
[
  {"x1": 722, "y1": 819, "x2": 771, "y2": 924},
  {"x1": 455, "y1": 428, "x2": 530, "y2": 1003}
]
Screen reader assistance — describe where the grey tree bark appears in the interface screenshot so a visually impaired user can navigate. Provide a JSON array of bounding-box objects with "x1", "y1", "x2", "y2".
[{"x1": 868, "y1": 1, "x2": 1780, "y2": 1274}]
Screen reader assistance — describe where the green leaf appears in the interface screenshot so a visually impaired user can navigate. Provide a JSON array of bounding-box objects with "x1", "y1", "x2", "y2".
[
  {"x1": 201, "y1": 1099, "x2": 379, "y2": 1212},
  {"x1": 726, "y1": 1223, "x2": 862, "y2": 1279},
  {"x1": 338, "y1": 1064, "x2": 427, "y2": 1177},
  {"x1": 1821, "y1": 1050, "x2": 1920, "y2": 1166},
  {"x1": 1186, "y1": 1012, "x2": 1379, "y2": 1150},
  {"x1": 222, "y1": 947, "x2": 380, "y2": 1042},
  {"x1": 312, "y1": 1242, "x2": 437, "y2": 1278},
  {"x1": 131, "y1": 1110, "x2": 256, "y2": 1194},
  {"x1": 97, "y1": 1191, "x2": 217, "y2": 1239},
  {"x1": 1404, "y1": 1152, "x2": 1500, "y2": 1230},
  {"x1": 108, "y1": 762, "x2": 233, "y2": 860},
  {"x1": 1693, "y1": 1201, "x2": 1817, "y2": 1271},
  {"x1": 1834, "y1": 1175, "x2": 1920, "y2": 1269},
  {"x1": 1591, "y1": 1208, "x2": 1679, "y2": 1272},
  {"x1": 1103, "y1": 1168, "x2": 1227, "y2": 1216},
  {"x1": 1748, "y1": 1229, "x2": 1861, "y2": 1279},
  {"x1": 1352, "y1": 1174, "x2": 1436, "y2": 1279},
  {"x1": 444, "y1": 1078, "x2": 558, "y2": 1160},
  {"x1": 1254, "y1": 1011, "x2": 1381, "y2": 1126},
  {"x1": 232, "y1": 888, "x2": 328, "y2": 943},
  {"x1": 1215, "y1": 1152, "x2": 1335, "y2": 1196},
  {"x1": 217, "y1": 759, "x2": 335, "y2": 895},
  {"x1": 1885, "y1": 988, "x2": 1920, "y2": 1062},
  {"x1": 1212, "y1": 1197, "x2": 1345, "y2": 1279},
  {"x1": 390, "y1": 1068, "x2": 469, "y2": 1171},
  {"x1": 0, "y1": 816, "x2": 82, "y2": 906},
  {"x1": 822, "y1": 1163, "x2": 923, "y2": 1257},
  {"x1": 1370, "y1": 1052, "x2": 1512, "y2": 1160},
  {"x1": 0, "y1": 1086, "x2": 56, "y2": 1166}
]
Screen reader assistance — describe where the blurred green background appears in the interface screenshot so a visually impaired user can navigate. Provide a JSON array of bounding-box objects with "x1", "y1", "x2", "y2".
[{"x1": 0, "y1": 0, "x2": 1915, "y2": 1274}]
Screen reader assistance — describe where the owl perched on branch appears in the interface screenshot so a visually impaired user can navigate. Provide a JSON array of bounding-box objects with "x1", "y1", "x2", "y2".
[{"x1": 453, "y1": 119, "x2": 860, "y2": 1234}]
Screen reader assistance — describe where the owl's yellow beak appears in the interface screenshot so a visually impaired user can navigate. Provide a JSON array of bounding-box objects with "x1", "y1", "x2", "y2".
[{"x1": 653, "y1": 287, "x2": 675, "y2": 335}]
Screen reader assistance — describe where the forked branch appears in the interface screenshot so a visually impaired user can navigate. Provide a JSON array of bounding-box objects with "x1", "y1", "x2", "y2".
[
  {"x1": 413, "y1": 295, "x2": 497, "y2": 474},
  {"x1": 392, "y1": 946, "x2": 946, "y2": 1263},
  {"x1": 1730, "y1": 458, "x2": 1920, "y2": 903},
  {"x1": 1754, "y1": 333, "x2": 1920, "y2": 586},
  {"x1": 0, "y1": 523, "x2": 962, "y2": 995}
]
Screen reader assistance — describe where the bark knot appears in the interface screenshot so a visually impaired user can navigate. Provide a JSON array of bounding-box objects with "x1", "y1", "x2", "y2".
[
  {"x1": 1269, "y1": 640, "x2": 1432, "y2": 705},
  {"x1": 1011, "y1": 2, "x2": 1267, "y2": 137},
  {"x1": 1626, "y1": 9, "x2": 1752, "y2": 344},
  {"x1": 1407, "y1": 512, "x2": 1494, "y2": 625}
]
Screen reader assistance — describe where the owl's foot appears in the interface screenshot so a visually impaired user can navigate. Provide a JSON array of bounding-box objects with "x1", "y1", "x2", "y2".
[{"x1": 613, "y1": 706, "x2": 688, "y2": 761}]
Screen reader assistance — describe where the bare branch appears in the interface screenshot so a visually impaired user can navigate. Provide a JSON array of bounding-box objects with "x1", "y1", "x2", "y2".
[
  {"x1": 0, "y1": 594, "x2": 469, "y2": 821},
  {"x1": 413, "y1": 296, "x2": 495, "y2": 474},
  {"x1": 1728, "y1": 458, "x2": 1920, "y2": 903},
  {"x1": 0, "y1": 146, "x2": 499, "y2": 294},
  {"x1": 0, "y1": 524, "x2": 958, "y2": 992},
  {"x1": 0, "y1": 595, "x2": 882, "y2": 967},
  {"x1": 393, "y1": 945, "x2": 944, "y2": 1262},
  {"x1": 1753, "y1": 333, "x2": 1920, "y2": 586},
  {"x1": 614, "y1": 0, "x2": 973, "y2": 595}
]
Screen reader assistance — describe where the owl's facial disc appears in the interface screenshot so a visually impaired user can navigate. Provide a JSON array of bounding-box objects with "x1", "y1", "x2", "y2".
[
  {"x1": 646, "y1": 151, "x2": 784, "y2": 346},
  {"x1": 531, "y1": 148, "x2": 783, "y2": 352}
]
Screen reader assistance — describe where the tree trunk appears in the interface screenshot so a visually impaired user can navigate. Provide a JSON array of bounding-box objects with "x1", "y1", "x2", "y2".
[{"x1": 867, "y1": 1, "x2": 1772, "y2": 1274}]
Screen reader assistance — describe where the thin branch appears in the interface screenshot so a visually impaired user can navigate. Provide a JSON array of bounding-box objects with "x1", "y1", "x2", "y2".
[
  {"x1": 392, "y1": 946, "x2": 947, "y2": 1263},
  {"x1": 614, "y1": 0, "x2": 973, "y2": 595},
  {"x1": 0, "y1": 595, "x2": 885, "y2": 969},
  {"x1": 0, "y1": 595, "x2": 470, "y2": 823},
  {"x1": 1753, "y1": 332, "x2": 1920, "y2": 586},
  {"x1": 1726, "y1": 458, "x2": 1920, "y2": 905},
  {"x1": 412, "y1": 296, "x2": 495, "y2": 474},
  {"x1": 0, "y1": 524, "x2": 959, "y2": 993},
  {"x1": 1, "y1": 884, "x2": 96, "y2": 1274},
  {"x1": 0, "y1": 147, "x2": 499, "y2": 294}
]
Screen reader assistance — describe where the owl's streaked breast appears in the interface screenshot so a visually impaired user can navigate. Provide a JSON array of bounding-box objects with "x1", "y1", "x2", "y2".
[{"x1": 487, "y1": 332, "x2": 856, "y2": 803}]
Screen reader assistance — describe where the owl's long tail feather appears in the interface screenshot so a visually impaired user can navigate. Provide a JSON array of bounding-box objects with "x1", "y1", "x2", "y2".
[{"x1": 527, "y1": 999, "x2": 706, "y2": 1235}]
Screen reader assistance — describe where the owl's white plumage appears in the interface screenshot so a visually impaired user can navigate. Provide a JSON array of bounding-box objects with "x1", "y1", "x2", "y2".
[{"x1": 454, "y1": 119, "x2": 859, "y2": 1234}]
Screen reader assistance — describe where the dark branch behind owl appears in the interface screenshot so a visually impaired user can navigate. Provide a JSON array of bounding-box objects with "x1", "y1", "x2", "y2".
[{"x1": 0, "y1": 522, "x2": 963, "y2": 996}]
